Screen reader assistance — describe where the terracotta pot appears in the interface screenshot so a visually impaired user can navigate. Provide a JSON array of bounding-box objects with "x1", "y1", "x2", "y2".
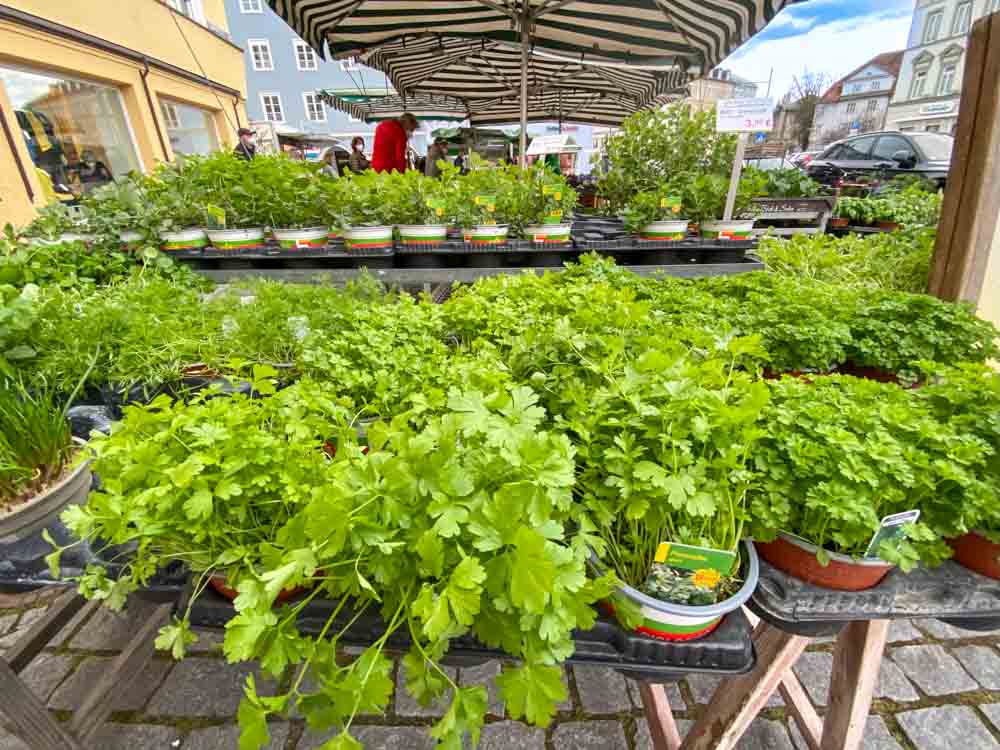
[
  {"x1": 762, "y1": 367, "x2": 835, "y2": 383},
  {"x1": 841, "y1": 363, "x2": 901, "y2": 384},
  {"x1": 877, "y1": 221, "x2": 900, "y2": 231},
  {"x1": 209, "y1": 575, "x2": 307, "y2": 603},
  {"x1": 755, "y1": 533, "x2": 894, "y2": 591},
  {"x1": 182, "y1": 363, "x2": 220, "y2": 379},
  {"x1": 829, "y1": 217, "x2": 849, "y2": 228},
  {"x1": 948, "y1": 531, "x2": 1000, "y2": 580}
]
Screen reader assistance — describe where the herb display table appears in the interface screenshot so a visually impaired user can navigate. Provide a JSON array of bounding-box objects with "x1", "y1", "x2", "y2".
[{"x1": 641, "y1": 558, "x2": 1000, "y2": 750}]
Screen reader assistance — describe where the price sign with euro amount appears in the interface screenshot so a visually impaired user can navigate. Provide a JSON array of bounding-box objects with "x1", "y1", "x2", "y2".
[{"x1": 716, "y1": 98, "x2": 775, "y2": 133}]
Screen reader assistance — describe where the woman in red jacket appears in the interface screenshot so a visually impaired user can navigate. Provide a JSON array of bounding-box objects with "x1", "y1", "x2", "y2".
[{"x1": 371, "y1": 113, "x2": 418, "y2": 173}]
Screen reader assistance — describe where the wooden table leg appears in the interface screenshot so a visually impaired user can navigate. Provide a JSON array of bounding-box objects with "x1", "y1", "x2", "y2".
[
  {"x1": 639, "y1": 682, "x2": 682, "y2": 750},
  {"x1": 680, "y1": 623, "x2": 811, "y2": 750},
  {"x1": 819, "y1": 619, "x2": 890, "y2": 750},
  {"x1": 0, "y1": 658, "x2": 85, "y2": 750}
]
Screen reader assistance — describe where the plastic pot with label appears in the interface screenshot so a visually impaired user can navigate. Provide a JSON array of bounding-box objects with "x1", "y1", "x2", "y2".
[
  {"x1": 639, "y1": 220, "x2": 689, "y2": 241},
  {"x1": 397, "y1": 224, "x2": 448, "y2": 246},
  {"x1": 463, "y1": 225, "x2": 509, "y2": 246},
  {"x1": 345, "y1": 225, "x2": 394, "y2": 252},
  {"x1": 755, "y1": 532, "x2": 894, "y2": 591},
  {"x1": 700, "y1": 220, "x2": 756, "y2": 241},
  {"x1": 206, "y1": 228, "x2": 266, "y2": 251},
  {"x1": 161, "y1": 228, "x2": 208, "y2": 252},
  {"x1": 524, "y1": 224, "x2": 572, "y2": 244},
  {"x1": 272, "y1": 227, "x2": 329, "y2": 250}
]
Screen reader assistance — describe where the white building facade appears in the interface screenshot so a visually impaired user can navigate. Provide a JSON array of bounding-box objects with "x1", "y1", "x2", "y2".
[
  {"x1": 810, "y1": 53, "x2": 902, "y2": 147},
  {"x1": 887, "y1": 0, "x2": 1000, "y2": 134}
]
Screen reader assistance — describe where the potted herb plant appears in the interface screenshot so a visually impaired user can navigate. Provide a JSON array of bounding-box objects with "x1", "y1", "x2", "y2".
[
  {"x1": 147, "y1": 159, "x2": 210, "y2": 252},
  {"x1": 341, "y1": 172, "x2": 394, "y2": 252},
  {"x1": 382, "y1": 171, "x2": 449, "y2": 247},
  {"x1": 446, "y1": 161, "x2": 510, "y2": 246},
  {"x1": 871, "y1": 199, "x2": 900, "y2": 231},
  {"x1": 0, "y1": 380, "x2": 91, "y2": 543},
  {"x1": 521, "y1": 168, "x2": 578, "y2": 245},
  {"x1": 186, "y1": 153, "x2": 270, "y2": 251},
  {"x1": 623, "y1": 187, "x2": 688, "y2": 241},
  {"x1": 684, "y1": 172, "x2": 767, "y2": 241},
  {"x1": 23, "y1": 203, "x2": 95, "y2": 246},
  {"x1": 264, "y1": 159, "x2": 329, "y2": 250}
]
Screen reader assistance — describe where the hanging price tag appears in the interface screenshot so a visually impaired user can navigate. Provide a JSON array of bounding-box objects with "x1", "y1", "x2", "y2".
[
  {"x1": 205, "y1": 204, "x2": 226, "y2": 229},
  {"x1": 660, "y1": 195, "x2": 683, "y2": 214},
  {"x1": 865, "y1": 510, "x2": 920, "y2": 559},
  {"x1": 475, "y1": 194, "x2": 497, "y2": 214}
]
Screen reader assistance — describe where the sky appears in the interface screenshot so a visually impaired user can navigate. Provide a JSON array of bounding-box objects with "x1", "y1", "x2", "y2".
[{"x1": 722, "y1": 0, "x2": 915, "y2": 101}]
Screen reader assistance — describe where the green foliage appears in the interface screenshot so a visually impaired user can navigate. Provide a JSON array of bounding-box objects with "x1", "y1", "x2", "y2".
[
  {"x1": 751, "y1": 167, "x2": 825, "y2": 198},
  {"x1": 0, "y1": 283, "x2": 39, "y2": 376},
  {"x1": 598, "y1": 104, "x2": 738, "y2": 211},
  {"x1": 834, "y1": 186, "x2": 942, "y2": 228},
  {"x1": 377, "y1": 170, "x2": 448, "y2": 226},
  {"x1": 679, "y1": 172, "x2": 768, "y2": 223},
  {"x1": 623, "y1": 186, "x2": 685, "y2": 234},
  {"x1": 19, "y1": 202, "x2": 85, "y2": 240}
]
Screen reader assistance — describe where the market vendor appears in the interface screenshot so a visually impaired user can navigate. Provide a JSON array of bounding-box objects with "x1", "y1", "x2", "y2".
[{"x1": 371, "y1": 112, "x2": 417, "y2": 173}]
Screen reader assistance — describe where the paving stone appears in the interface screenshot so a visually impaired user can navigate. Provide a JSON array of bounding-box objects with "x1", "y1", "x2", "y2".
[
  {"x1": 49, "y1": 601, "x2": 99, "y2": 647},
  {"x1": 897, "y1": 706, "x2": 1000, "y2": 750},
  {"x1": 888, "y1": 619, "x2": 922, "y2": 643},
  {"x1": 627, "y1": 678, "x2": 685, "y2": 711},
  {"x1": 953, "y1": 645, "x2": 1000, "y2": 690},
  {"x1": 49, "y1": 655, "x2": 172, "y2": 712},
  {"x1": 635, "y1": 719, "x2": 693, "y2": 750},
  {"x1": 981, "y1": 703, "x2": 1000, "y2": 733},
  {"x1": 185, "y1": 723, "x2": 289, "y2": 750},
  {"x1": 684, "y1": 673, "x2": 782, "y2": 708},
  {"x1": 875, "y1": 658, "x2": 919, "y2": 702},
  {"x1": 573, "y1": 665, "x2": 632, "y2": 714},
  {"x1": 187, "y1": 627, "x2": 225, "y2": 654},
  {"x1": 0, "y1": 629, "x2": 27, "y2": 651},
  {"x1": 147, "y1": 658, "x2": 267, "y2": 717},
  {"x1": 0, "y1": 728, "x2": 27, "y2": 750},
  {"x1": 88, "y1": 723, "x2": 182, "y2": 750},
  {"x1": 460, "y1": 660, "x2": 504, "y2": 718},
  {"x1": 70, "y1": 598, "x2": 162, "y2": 650},
  {"x1": 915, "y1": 618, "x2": 999, "y2": 640},
  {"x1": 551, "y1": 720, "x2": 628, "y2": 750},
  {"x1": 790, "y1": 716, "x2": 902, "y2": 750},
  {"x1": 890, "y1": 644, "x2": 978, "y2": 696},
  {"x1": 792, "y1": 652, "x2": 833, "y2": 707},
  {"x1": 0, "y1": 614, "x2": 18, "y2": 634},
  {"x1": 740, "y1": 718, "x2": 796, "y2": 750},
  {"x1": 300, "y1": 726, "x2": 435, "y2": 750},
  {"x1": 18, "y1": 653, "x2": 75, "y2": 702},
  {"x1": 395, "y1": 665, "x2": 457, "y2": 718},
  {"x1": 16, "y1": 608, "x2": 46, "y2": 630},
  {"x1": 557, "y1": 666, "x2": 574, "y2": 712},
  {"x1": 472, "y1": 720, "x2": 544, "y2": 750}
]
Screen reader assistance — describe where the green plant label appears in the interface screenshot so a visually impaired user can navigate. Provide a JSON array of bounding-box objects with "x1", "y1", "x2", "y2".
[
  {"x1": 426, "y1": 198, "x2": 447, "y2": 218},
  {"x1": 864, "y1": 510, "x2": 920, "y2": 559},
  {"x1": 542, "y1": 185, "x2": 562, "y2": 201},
  {"x1": 641, "y1": 542, "x2": 737, "y2": 606},
  {"x1": 475, "y1": 195, "x2": 496, "y2": 213},
  {"x1": 660, "y1": 195, "x2": 683, "y2": 214},
  {"x1": 205, "y1": 204, "x2": 226, "y2": 229},
  {"x1": 543, "y1": 209, "x2": 563, "y2": 225}
]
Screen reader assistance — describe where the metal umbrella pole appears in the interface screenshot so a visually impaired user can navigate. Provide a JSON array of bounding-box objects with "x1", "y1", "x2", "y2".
[{"x1": 519, "y1": 2, "x2": 529, "y2": 167}]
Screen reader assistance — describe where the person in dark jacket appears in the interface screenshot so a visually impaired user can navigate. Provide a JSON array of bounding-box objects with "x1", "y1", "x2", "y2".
[
  {"x1": 234, "y1": 128, "x2": 256, "y2": 160},
  {"x1": 348, "y1": 136, "x2": 370, "y2": 173}
]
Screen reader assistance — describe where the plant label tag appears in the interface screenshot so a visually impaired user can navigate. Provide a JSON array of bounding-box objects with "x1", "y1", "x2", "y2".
[
  {"x1": 660, "y1": 195, "x2": 682, "y2": 213},
  {"x1": 205, "y1": 204, "x2": 226, "y2": 229},
  {"x1": 643, "y1": 542, "x2": 738, "y2": 606},
  {"x1": 865, "y1": 510, "x2": 920, "y2": 559},
  {"x1": 543, "y1": 209, "x2": 563, "y2": 225},
  {"x1": 542, "y1": 185, "x2": 562, "y2": 201},
  {"x1": 475, "y1": 195, "x2": 497, "y2": 213},
  {"x1": 427, "y1": 198, "x2": 446, "y2": 217}
]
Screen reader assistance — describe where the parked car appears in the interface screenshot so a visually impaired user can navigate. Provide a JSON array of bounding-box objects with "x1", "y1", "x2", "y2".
[
  {"x1": 790, "y1": 150, "x2": 822, "y2": 168},
  {"x1": 806, "y1": 132, "x2": 953, "y2": 189},
  {"x1": 744, "y1": 157, "x2": 799, "y2": 171}
]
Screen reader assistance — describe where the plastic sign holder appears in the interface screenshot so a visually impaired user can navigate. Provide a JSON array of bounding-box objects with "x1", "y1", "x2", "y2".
[{"x1": 716, "y1": 98, "x2": 775, "y2": 221}]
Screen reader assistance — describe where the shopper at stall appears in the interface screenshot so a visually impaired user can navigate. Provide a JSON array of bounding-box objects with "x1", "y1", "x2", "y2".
[
  {"x1": 320, "y1": 148, "x2": 340, "y2": 178},
  {"x1": 425, "y1": 137, "x2": 449, "y2": 178},
  {"x1": 233, "y1": 128, "x2": 256, "y2": 160},
  {"x1": 371, "y1": 113, "x2": 417, "y2": 173},
  {"x1": 348, "y1": 136, "x2": 370, "y2": 173}
]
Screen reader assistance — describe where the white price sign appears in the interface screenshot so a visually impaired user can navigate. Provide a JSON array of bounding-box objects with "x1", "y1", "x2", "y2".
[
  {"x1": 526, "y1": 134, "x2": 572, "y2": 155},
  {"x1": 716, "y1": 98, "x2": 775, "y2": 133}
]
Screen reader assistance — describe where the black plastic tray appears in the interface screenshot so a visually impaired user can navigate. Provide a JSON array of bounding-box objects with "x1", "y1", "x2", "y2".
[
  {"x1": 188, "y1": 587, "x2": 755, "y2": 680},
  {"x1": 750, "y1": 557, "x2": 1000, "y2": 636}
]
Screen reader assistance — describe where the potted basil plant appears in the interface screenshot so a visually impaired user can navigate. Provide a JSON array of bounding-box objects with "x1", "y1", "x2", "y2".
[
  {"x1": 266, "y1": 161, "x2": 329, "y2": 251},
  {"x1": 521, "y1": 168, "x2": 578, "y2": 245},
  {"x1": 683, "y1": 172, "x2": 766, "y2": 240},
  {"x1": 342, "y1": 172, "x2": 394, "y2": 253},
  {"x1": 382, "y1": 171, "x2": 449, "y2": 247},
  {"x1": 624, "y1": 188, "x2": 688, "y2": 241}
]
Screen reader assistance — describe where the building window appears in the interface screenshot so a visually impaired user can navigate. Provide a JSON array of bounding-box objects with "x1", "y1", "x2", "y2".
[
  {"x1": 166, "y1": 0, "x2": 205, "y2": 24},
  {"x1": 340, "y1": 57, "x2": 359, "y2": 72},
  {"x1": 240, "y1": 0, "x2": 263, "y2": 12},
  {"x1": 303, "y1": 92, "x2": 326, "y2": 122},
  {"x1": 260, "y1": 93, "x2": 284, "y2": 122},
  {"x1": 867, "y1": 99, "x2": 878, "y2": 112},
  {"x1": 0, "y1": 65, "x2": 141, "y2": 196},
  {"x1": 295, "y1": 41, "x2": 318, "y2": 71},
  {"x1": 952, "y1": 1, "x2": 972, "y2": 34},
  {"x1": 938, "y1": 63, "x2": 957, "y2": 94},
  {"x1": 991, "y1": 0, "x2": 1000, "y2": 13},
  {"x1": 160, "y1": 98, "x2": 219, "y2": 156},
  {"x1": 923, "y1": 10, "x2": 943, "y2": 42},
  {"x1": 926, "y1": 124, "x2": 941, "y2": 133},
  {"x1": 911, "y1": 70, "x2": 928, "y2": 99},
  {"x1": 846, "y1": 102, "x2": 857, "y2": 114},
  {"x1": 249, "y1": 40, "x2": 274, "y2": 71},
  {"x1": 871, "y1": 80, "x2": 881, "y2": 90}
]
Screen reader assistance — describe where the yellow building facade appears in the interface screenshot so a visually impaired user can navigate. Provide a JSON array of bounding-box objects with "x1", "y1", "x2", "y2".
[{"x1": 0, "y1": 0, "x2": 248, "y2": 227}]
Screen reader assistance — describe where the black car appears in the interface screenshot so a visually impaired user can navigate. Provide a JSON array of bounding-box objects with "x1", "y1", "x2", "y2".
[{"x1": 806, "y1": 131, "x2": 953, "y2": 189}]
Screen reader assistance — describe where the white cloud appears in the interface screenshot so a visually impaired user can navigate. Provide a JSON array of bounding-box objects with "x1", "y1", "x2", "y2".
[{"x1": 722, "y1": 11, "x2": 912, "y2": 101}]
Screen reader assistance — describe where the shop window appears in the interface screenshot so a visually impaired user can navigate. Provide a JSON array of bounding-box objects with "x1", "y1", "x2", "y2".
[
  {"x1": 0, "y1": 66, "x2": 141, "y2": 197},
  {"x1": 295, "y1": 41, "x2": 318, "y2": 71},
  {"x1": 249, "y1": 40, "x2": 274, "y2": 71},
  {"x1": 161, "y1": 99, "x2": 219, "y2": 156},
  {"x1": 261, "y1": 93, "x2": 284, "y2": 122},
  {"x1": 303, "y1": 92, "x2": 326, "y2": 122}
]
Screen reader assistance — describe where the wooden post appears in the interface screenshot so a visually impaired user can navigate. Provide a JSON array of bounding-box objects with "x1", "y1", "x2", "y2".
[
  {"x1": 640, "y1": 682, "x2": 683, "y2": 750},
  {"x1": 820, "y1": 620, "x2": 890, "y2": 750},
  {"x1": 928, "y1": 11, "x2": 1000, "y2": 316},
  {"x1": 723, "y1": 133, "x2": 748, "y2": 220}
]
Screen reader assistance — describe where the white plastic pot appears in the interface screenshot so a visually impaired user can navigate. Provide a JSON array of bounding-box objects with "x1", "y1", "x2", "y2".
[
  {"x1": 397, "y1": 224, "x2": 448, "y2": 245},
  {"x1": 272, "y1": 227, "x2": 328, "y2": 250},
  {"x1": 344, "y1": 225, "x2": 394, "y2": 252},
  {"x1": 206, "y1": 228, "x2": 266, "y2": 250},
  {"x1": 639, "y1": 220, "x2": 689, "y2": 241},
  {"x1": 55, "y1": 233, "x2": 95, "y2": 245},
  {"x1": 161, "y1": 228, "x2": 208, "y2": 251},
  {"x1": 609, "y1": 540, "x2": 759, "y2": 641},
  {"x1": 119, "y1": 230, "x2": 144, "y2": 249},
  {"x1": 524, "y1": 224, "x2": 572, "y2": 244},
  {"x1": 463, "y1": 225, "x2": 509, "y2": 245},
  {"x1": 327, "y1": 228, "x2": 342, "y2": 240},
  {"x1": 700, "y1": 220, "x2": 756, "y2": 241}
]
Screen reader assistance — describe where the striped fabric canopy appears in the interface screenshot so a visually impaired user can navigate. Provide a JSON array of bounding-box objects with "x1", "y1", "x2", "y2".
[
  {"x1": 267, "y1": 0, "x2": 803, "y2": 70},
  {"x1": 468, "y1": 89, "x2": 687, "y2": 127},
  {"x1": 318, "y1": 91, "x2": 471, "y2": 122},
  {"x1": 362, "y1": 37, "x2": 687, "y2": 105}
]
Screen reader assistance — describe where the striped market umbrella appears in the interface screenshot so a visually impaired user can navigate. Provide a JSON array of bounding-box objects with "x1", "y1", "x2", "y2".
[
  {"x1": 319, "y1": 90, "x2": 472, "y2": 122},
  {"x1": 468, "y1": 88, "x2": 688, "y2": 127}
]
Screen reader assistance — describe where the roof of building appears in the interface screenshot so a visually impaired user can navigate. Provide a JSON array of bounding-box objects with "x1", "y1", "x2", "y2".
[{"x1": 819, "y1": 51, "x2": 904, "y2": 103}]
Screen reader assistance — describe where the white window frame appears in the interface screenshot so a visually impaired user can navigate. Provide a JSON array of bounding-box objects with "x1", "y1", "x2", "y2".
[
  {"x1": 161, "y1": 101, "x2": 181, "y2": 129},
  {"x1": 952, "y1": 1, "x2": 972, "y2": 34},
  {"x1": 923, "y1": 10, "x2": 943, "y2": 42},
  {"x1": 303, "y1": 92, "x2": 326, "y2": 122},
  {"x1": 239, "y1": 0, "x2": 263, "y2": 12},
  {"x1": 991, "y1": 0, "x2": 1000, "y2": 14},
  {"x1": 846, "y1": 101, "x2": 857, "y2": 114},
  {"x1": 167, "y1": 0, "x2": 206, "y2": 24},
  {"x1": 871, "y1": 80, "x2": 881, "y2": 90},
  {"x1": 340, "y1": 56, "x2": 359, "y2": 72},
  {"x1": 294, "y1": 41, "x2": 318, "y2": 72},
  {"x1": 260, "y1": 92, "x2": 285, "y2": 123},
  {"x1": 248, "y1": 39, "x2": 274, "y2": 72},
  {"x1": 866, "y1": 99, "x2": 879, "y2": 112},
  {"x1": 938, "y1": 63, "x2": 957, "y2": 95},
  {"x1": 911, "y1": 70, "x2": 928, "y2": 99}
]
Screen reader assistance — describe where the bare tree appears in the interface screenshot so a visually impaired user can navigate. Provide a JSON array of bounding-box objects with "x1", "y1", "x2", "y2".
[{"x1": 789, "y1": 70, "x2": 833, "y2": 150}]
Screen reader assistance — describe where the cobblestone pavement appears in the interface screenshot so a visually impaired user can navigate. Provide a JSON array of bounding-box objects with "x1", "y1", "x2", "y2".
[{"x1": 3, "y1": 590, "x2": 1000, "y2": 749}]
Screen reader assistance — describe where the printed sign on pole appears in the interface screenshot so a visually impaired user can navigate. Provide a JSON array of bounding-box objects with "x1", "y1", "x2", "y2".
[
  {"x1": 526, "y1": 134, "x2": 571, "y2": 155},
  {"x1": 716, "y1": 98, "x2": 775, "y2": 133}
]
